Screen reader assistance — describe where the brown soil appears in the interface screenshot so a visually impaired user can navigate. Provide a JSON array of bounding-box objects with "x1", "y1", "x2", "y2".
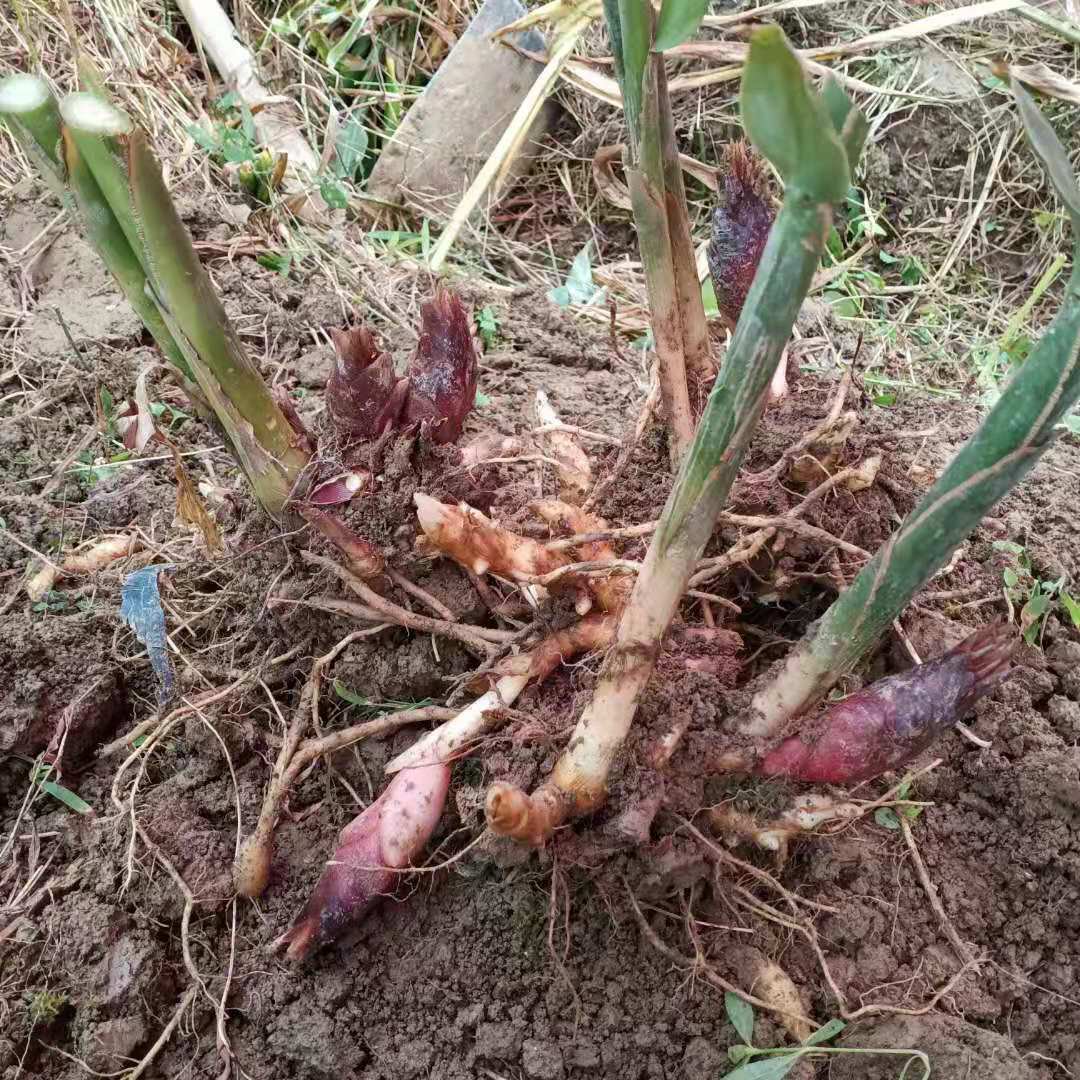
[{"x1": 3, "y1": 173, "x2": 1080, "y2": 1080}]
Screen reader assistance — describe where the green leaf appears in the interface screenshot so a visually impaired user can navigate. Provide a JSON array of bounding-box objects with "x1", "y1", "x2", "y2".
[
  {"x1": 740, "y1": 27, "x2": 851, "y2": 201},
  {"x1": 729, "y1": 1045, "x2": 752, "y2": 1065},
  {"x1": 1061, "y1": 591, "x2": 1080, "y2": 628},
  {"x1": 803, "y1": 1018, "x2": 845, "y2": 1046},
  {"x1": 220, "y1": 128, "x2": 255, "y2": 164},
  {"x1": 239, "y1": 103, "x2": 257, "y2": 145},
  {"x1": 333, "y1": 678, "x2": 369, "y2": 707},
  {"x1": 653, "y1": 0, "x2": 708, "y2": 52},
  {"x1": 701, "y1": 277, "x2": 719, "y2": 318},
  {"x1": 820, "y1": 76, "x2": 868, "y2": 172},
  {"x1": 992, "y1": 540, "x2": 1025, "y2": 555},
  {"x1": 474, "y1": 390, "x2": 492, "y2": 407},
  {"x1": 1003, "y1": 567, "x2": 1020, "y2": 589},
  {"x1": 723, "y1": 1053, "x2": 804, "y2": 1080},
  {"x1": 725, "y1": 992, "x2": 756, "y2": 1045},
  {"x1": 320, "y1": 179, "x2": 349, "y2": 210},
  {"x1": 186, "y1": 123, "x2": 220, "y2": 153},
  {"x1": 1012, "y1": 77, "x2": 1080, "y2": 233},
  {"x1": 327, "y1": 0, "x2": 377, "y2": 71},
  {"x1": 875, "y1": 807, "x2": 901, "y2": 830},
  {"x1": 1023, "y1": 590, "x2": 1051, "y2": 620},
  {"x1": 476, "y1": 306, "x2": 499, "y2": 350},
  {"x1": 548, "y1": 243, "x2": 605, "y2": 307},
  {"x1": 39, "y1": 778, "x2": 92, "y2": 814},
  {"x1": 32, "y1": 765, "x2": 92, "y2": 814},
  {"x1": 872, "y1": 393, "x2": 896, "y2": 407},
  {"x1": 334, "y1": 113, "x2": 369, "y2": 179},
  {"x1": 257, "y1": 251, "x2": 292, "y2": 277},
  {"x1": 900, "y1": 257, "x2": 925, "y2": 286}
]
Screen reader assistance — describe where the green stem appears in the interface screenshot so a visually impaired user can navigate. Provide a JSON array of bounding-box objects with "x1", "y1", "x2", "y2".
[
  {"x1": 657, "y1": 64, "x2": 713, "y2": 391},
  {"x1": 605, "y1": 0, "x2": 709, "y2": 460},
  {"x1": 0, "y1": 74, "x2": 66, "y2": 198},
  {"x1": 60, "y1": 92, "x2": 309, "y2": 515},
  {"x1": 549, "y1": 193, "x2": 829, "y2": 796},
  {"x1": 630, "y1": 49, "x2": 694, "y2": 459},
  {"x1": 497, "y1": 30, "x2": 862, "y2": 842},
  {"x1": 659, "y1": 197, "x2": 828, "y2": 553},
  {"x1": 60, "y1": 129, "x2": 197, "y2": 386}
]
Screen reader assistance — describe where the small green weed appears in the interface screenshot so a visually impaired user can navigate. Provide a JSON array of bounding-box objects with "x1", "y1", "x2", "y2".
[
  {"x1": 476, "y1": 306, "x2": 500, "y2": 351},
  {"x1": 721, "y1": 993, "x2": 929, "y2": 1078},
  {"x1": 188, "y1": 93, "x2": 284, "y2": 204},
  {"x1": 548, "y1": 243, "x2": 606, "y2": 308},
  {"x1": 873, "y1": 778, "x2": 924, "y2": 831},
  {"x1": 332, "y1": 679, "x2": 434, "y2": 718},
  {"x1": 993, "y1": 540, "x2": 1080, "y2": 644}
]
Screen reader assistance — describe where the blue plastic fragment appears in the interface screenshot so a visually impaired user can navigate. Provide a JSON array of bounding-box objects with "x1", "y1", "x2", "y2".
[{"x1": 120, "y1": 565, "x2": 176, "y2": 709}]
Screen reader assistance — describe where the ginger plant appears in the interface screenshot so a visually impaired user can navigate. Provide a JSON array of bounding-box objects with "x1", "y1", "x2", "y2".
[
  {"x1": 483, "y1": 27, "x2": 868, "y2": 844},
  {"x1": 480, "y1": 64, "x2": 1080, "y2": 845}
]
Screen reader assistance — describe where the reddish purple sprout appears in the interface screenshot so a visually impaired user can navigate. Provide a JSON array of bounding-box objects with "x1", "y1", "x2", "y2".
[
  {"x1": 277, "y1": 762, "x2": 451, "y2": 961},
  {"x1": 707, "y1": 142, "x2": 775, "y2": 331},
  {"x1": 759, "y1": 622, "x2": 1016, "y2": 784},
  {"x1": 403, "y1": 289, "x2": 480, "y2": 444},
  {"x1": 325, "y1": 290, "x2": 478, "y2": 446}
]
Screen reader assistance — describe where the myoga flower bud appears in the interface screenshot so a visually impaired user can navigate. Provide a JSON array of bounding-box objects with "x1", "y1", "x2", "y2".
[
  {"x1": 759, "y1": 622, "x2": 1015, "y2": 784},
  {"x1": 276, "y1": 762, "x2": 451, "y2": 961},
  {"x1": 707, "y1": 141, "x2": 774, "y2": 331},
  {"x1": 326, "y1": 324, "x2": 409, "y2": 439},
  {"x1": 401, "y1": 289, "x2": 478, "y2": 444}
]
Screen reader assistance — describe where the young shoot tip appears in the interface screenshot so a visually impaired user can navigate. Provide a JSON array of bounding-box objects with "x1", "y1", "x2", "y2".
[
  {"x1": 0, "y1": 73, "x2": 50, "y2": 114},
  {"x1": 60, "y1": 91, "x2": 133, "y2": 136}
]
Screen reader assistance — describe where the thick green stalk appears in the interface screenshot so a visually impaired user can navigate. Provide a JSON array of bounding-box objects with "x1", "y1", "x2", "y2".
[
  {"x1": 749, "y1": 265, "x2": 1080, "y2": 733},
  {"x1": 0, "y1": 73, "x2": 66, "y2": 198},
  {"x1": 486, "y1": 29, "x2": 862, "y2": 843},
  {"x1": 1, "y1": 77, "x2": 197, "y2": 386},
  {"x1": 631, "y1": 49, "x2": 694, "y2": 458},
  {"x1": 60, "y1": 93, "x2": 310, "y2": 514},
  {"x1": 657, "y1": 65, "x2": 713, "y2": 392},
  {"x1": 748, "y1": 79, "x2": 1080, "y2": 734},
  {"x1": 60, "y1": 130, "x2": 197, "y2": 385}
]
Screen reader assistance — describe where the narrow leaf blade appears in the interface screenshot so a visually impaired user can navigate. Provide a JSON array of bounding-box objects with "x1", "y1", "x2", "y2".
[
  {"x1": 803, "y1": 1018, "x2": 845, "y2": 1046},
  {"x1": 1012, "y1": 77, "x2": 1080, "y2": 232},
  {"x1": 724, "y1": 1053, "x2": 804, "y2": 1080},
  {"x1": 39, "y1": 779, "x2": 93, "y2": 814},
  {"x1": 653, "y1": 0, "x2": 708, "y2": 52}
]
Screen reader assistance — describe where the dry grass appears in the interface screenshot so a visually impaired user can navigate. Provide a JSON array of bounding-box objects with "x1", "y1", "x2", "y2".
[{"x1": 3, "y1": 0, "x2": 1078, "y2": 391}]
